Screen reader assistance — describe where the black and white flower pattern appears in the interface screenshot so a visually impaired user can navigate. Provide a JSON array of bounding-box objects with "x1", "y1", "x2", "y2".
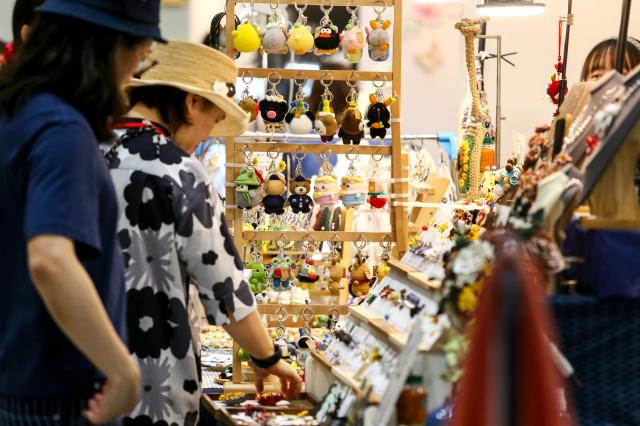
[{"x1": 110, "y1": 119, "x2": 256, "y2": 425}]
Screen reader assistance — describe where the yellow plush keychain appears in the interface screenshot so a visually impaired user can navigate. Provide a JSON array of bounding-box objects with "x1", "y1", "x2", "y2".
[
  {"x1": 233, "y1": 6, "x2": 261, "y2": 53},
  {"x1": 288, "y1": 1, "x2": 314, "y2": 55}
]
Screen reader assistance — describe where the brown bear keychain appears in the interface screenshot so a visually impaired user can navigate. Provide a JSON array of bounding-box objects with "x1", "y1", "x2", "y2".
[
  {"x1": 349, "y1": 237, "x2": 372, "y2": 297},
  {"x1": 287, "y1": 153, "x2": 314, "y2": 214},
  {"x1": 339, "y1": 73, "x2": 365, "y2": 145}
]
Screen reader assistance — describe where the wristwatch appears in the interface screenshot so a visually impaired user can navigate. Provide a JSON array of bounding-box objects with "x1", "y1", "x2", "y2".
[{"x1": 250, "y1": 344, "x2": 282, "y2": 369}]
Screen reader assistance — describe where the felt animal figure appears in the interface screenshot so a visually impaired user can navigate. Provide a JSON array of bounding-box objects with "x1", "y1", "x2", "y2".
[
  {"x1": 366, "y1": 19, "x2": 391, "y2": 61},
  {"x1": 493, "y1": 157, "x2": 522, "y2": 199},
  {"x1": 233, "y1": 21, "x2": 261, "y2": 53},
  {"x1": 338, "y1": 100, "x2": 365, "y2": 145},
  {"x1": 285, "y1": 100, "x2": 315, "y2": 135},
  {"x1": 340, "y1": 24, "x2": 366, "y2": 63},
  {"x1": 270, "y1": 257, "x2": 293, "y2": 291},
  {"x1": 297, "y1": 259, "x2": 319, "y2": 283},
  {"x1": 261, "y1": 19, "x2": 289, "y2": 54},
  {"x1": 246, "y1": 261, "x2": 268, "y2": 294},
  {"x1": 327, "y1": 255, "x2": 346, "y2": 296},
  {"x1": 259, "y1": 95, "x2": 289, "y2": 133},
  {"x1": 262, "y1": 168, "x2": 287, "y2": 215},
  {"x1": 314, "y1": 23, "x2": 340, "y2": 55},
  {"x1": 366, "y1": 94, "x2": 395, "y2": 139},
  {"x1": 314, "y1": 99, "x2": 338, "y2": 143},
  {"x1": 239, "y1": 97, "x2": 259, "y2": 123},
  {"x1": 340, "y1": 175, "x2": 368, "y2": 207},
  {"x1": 234, "y1": 168, "x2": 263, "y2": 209},
  {"x1": 288, "y1": 23, "x2": 314, "y2": 54},
  {"x1": 287, "y1": 175, "x2": 314, "y2": 214},
  {"x1": 313, "y1": 174, "x2": 340, "y2": 207},
  {"x1": 368, "y1": 178, "x2": 389, "y2": 209},
  {"x1": 349, "y1": 253, "x2": 372, "y2": 297}
]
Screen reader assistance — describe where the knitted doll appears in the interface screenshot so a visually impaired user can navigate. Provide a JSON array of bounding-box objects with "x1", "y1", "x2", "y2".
[{"x1": 287, "y1": 175, "x2": 314, "y2": 214}]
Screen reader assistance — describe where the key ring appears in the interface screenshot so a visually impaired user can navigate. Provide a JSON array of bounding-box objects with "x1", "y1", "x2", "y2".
[
  {"x1": 267, "y1": 70, "x2": 282, "y2": 87},
  {"x1": 372, "y1": 147, "x2": 384, "y2": 163},
  {"x1": 269, "y1": 0, "x2": 279, "y2": 12},
  {"x1": 373, "y1": 0, "x2": 387, "y2": 17},
  {"x1": 241, "y1": 70, "x2": 253, "y2": 85},
  {"x1": 266, "y1": 144, "x2": 280, "y2": 159},
  {"x1": 320, "y1": 71, "x2": 334, "y2": 88},
  {"x1": 294, "y1": 0, "x2": 307, "y2": 15},
  {"x1": 372, "y1": 73, "x2": 387, "y2": 88},
  {"x1": 275, "y1": 305, "x2": 288, "y2": 322},
  {"x1": 354, "y1": 234, "x2": 367, "y2": 251}
]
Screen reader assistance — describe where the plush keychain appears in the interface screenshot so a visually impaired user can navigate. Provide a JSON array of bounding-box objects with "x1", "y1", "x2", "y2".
[
  {"x1": 340, "y1": 154, "x2": 368, "y2": 208},
  {"x1": 261, "y1": 160, "x2": 287, "y2": 215},
  {"x1": 261, "y1": 12, "x2": 289, "y2": 55},
  {"x1": 287, "y1": 154, "x2": 314, "y2": 214},
  {"x1": 373, "y1": 237, "x2": 392, "y2": 284},
  {"x1": 234, "y1": 166, "x2": 263, "y2": 209},
  {"x1": 339, "y1": 77, "x2": 365, "y2": 145},
  {"x1": 314, "y1": 4, "x2": 340, "y2": 56},
  {"x1": 340, "y1": 3, "x2": 365, "y2": 63},
  {"x1": 233, "y1": 18, "x2": 261, "y2": 53},
  {"x1": 238, "y1": 72, "x2": 258, "y2": 123},
  {"x1": 288, "y1": 1, "x2": 314, "y2": 54},
  {"x1": 349, "y1": 248, "x2": 372, "y2": 297},
  {"x1": 314, "y1": 77, "x2": 338, "y2": 142},
  {"x1": 285, "y1": 78, "x2": 315, "y2": 134},
  {"x1": 366, "y1": 4, "x2": 391, "y2": 62},
  {"x1": 366, "y1": 80, "x2": 395, "y2": 140},
  {"x1": 368, "y1": 156, "x2": 389, "y2": 208},
  {"x1": 259, "y1": 74, "x2": 288, "y2": 133},
  {"x1": 270, "y1": 256, "x2": 294, "y2": 291}
]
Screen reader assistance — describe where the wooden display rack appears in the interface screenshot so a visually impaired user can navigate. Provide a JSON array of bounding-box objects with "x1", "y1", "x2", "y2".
[{"x1": 223, "y1": 0, "x2": 407, "y2": 386}]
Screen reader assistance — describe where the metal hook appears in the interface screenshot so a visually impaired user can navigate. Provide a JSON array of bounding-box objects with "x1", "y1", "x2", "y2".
[
  {"x1": 373, "y1": 0, "x2": 387, "y2": 16},
  {"x1": 320, "y1": 71, "x2": 334, "y2": 88},
  {"x1": 354, "y1": 234, "x2": 368, "y2": 250},
  {"x1": 267, "y1": 70, "x2": 282, "y2": 86},
  {"x1": 372, "y1": 73, "x2": 387, "y2": 88},
  {"x1": 241, "y1": 70, "x2": 254, "y2": 85},
  {"x1": 266, "y1": 144, "x2": 280, "y2": 159}
]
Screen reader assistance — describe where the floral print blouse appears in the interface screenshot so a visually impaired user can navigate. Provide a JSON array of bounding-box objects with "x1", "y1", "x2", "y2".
[{"x1": 106, "y1": 118, "x2": 256, "y2": 426}]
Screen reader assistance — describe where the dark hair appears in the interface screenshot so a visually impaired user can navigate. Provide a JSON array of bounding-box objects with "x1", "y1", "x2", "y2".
[
  {"x1": 12, "y1": 0, "x2": 45, "y2": 49},
  {"x1": 580, "y1": 37, "x2": 640, "y2": 81},
  {"x1": 0, "y1": 13, "x2": 146, "y2": 141},
  {"x1": 128, "y1": 86, "x2": 193, "y2": 134}
]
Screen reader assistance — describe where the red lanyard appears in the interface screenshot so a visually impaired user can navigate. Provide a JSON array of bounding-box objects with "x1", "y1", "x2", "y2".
[{"x1": 112, "y1": 120, "x2": 169, "y2": 137}]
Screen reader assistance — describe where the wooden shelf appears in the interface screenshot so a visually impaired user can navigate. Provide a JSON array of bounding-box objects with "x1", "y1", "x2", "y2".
[
  {"x1": 243, "y1": 231, "x2": 395, "y2": 242},
  {"x1": 349, "y1": 305, "x2": 407, "y2": 349},
  {"x1": 235, "y1": 142, "x2": 392, "y2": 156},
  {"x1": 234, "y1": 0, "x2": 393, "y2": 5},
  {"x1": 238, "y1": 68, "x2": 392, "y2": 82},
  {"x1": 257, "y1": 303, "x2": 348, "y2": 316},
  {"x1": 388, "y1": 258, "x2": 441, "y2": 291}
]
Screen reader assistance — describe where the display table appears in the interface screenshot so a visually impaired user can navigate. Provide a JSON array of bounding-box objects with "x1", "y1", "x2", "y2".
[{"x1": 201, "y1": 394, "x2": 316, "y2": 426}]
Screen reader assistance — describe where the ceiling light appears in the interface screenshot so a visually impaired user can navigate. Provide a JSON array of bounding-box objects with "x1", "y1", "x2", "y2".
[{"x1": 477, "y1": 0, "x2": 545, "y2": 17}]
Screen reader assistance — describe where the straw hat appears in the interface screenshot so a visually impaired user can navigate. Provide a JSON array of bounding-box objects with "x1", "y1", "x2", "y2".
[{"x1": 128, "y1": 40, "x2": 249, "y2": 137}]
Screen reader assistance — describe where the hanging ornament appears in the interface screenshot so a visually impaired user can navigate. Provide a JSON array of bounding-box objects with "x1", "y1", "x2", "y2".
[
  {"x1": 288, "y1": 0, "x2": 314, "y2": 54},
  {"x1": 269, "y1": 239, "x2": 294, "y2": 291},
  {"x1": 238, "y1": 72, "x2": 259, "y2": 123},
  {"x1": 259, "y1": 72, "x2": 288, "y2": 133},
  {"x1": 246, "y1": 241, "x2": 268, "y2": 296},
  {"x1": 366, "y1": 1, "x2": 391, "y2": 62},
  {"x1": 232, "y1": 4, "x2": 261, "y2": 53},
  {"x1": 287, "y1": 153, "x2": 314, "y2": 214},
  {"x1": 339, "y1": 73, "x2": 365, "y2": 145},
  {"x1": 234, "y1": 154, "x2": 263, "y2": 209},
  {"x1": 314, "y1": 1, "x2": 340, "y2": 56},
  {"x1": 261, "y1": 149, "x2": 287, "y2": 215},
  {"x1": 368, "y1": 154, "x2": 389, "y2": 209},
  {"x1": 373, "y1": 236, "x2": 392, "y2": 285},
  {"x1": 546, "y1": 19, "x2": 568, "y2": 107},
  {"x1": 296, "y1": 236, "x2": 320, "y2": 289},
  {"x1": 261, "y1": 3, "x2": 289, "y2": 55},
  {"x1": 326, "y1": 240, "x2": 346, "y2": 296},
  {"x1": 285, "y1": 77, "x2": 315, "y2": 134},
  {"x1": 314, "y1": 74, "x2": 338, "y2": 143},
  {"x1": 349, "y1": 237, "x2": 372, "y2": 297},
  {"x1": 314, "y1": 153, "x2": 340, "y2": 208},
  {"x1": 340, "y1": 152, "x2": 368, "y2": 208},
  {"x1": 340, "y1": 0, "x2": 365, "y2": 63},
  {"x1": 366, "y1": 75, "x2": 395, "y2": 140}
]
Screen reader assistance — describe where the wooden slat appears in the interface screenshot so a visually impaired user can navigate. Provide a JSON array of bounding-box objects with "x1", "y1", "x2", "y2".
[
  {"x1": 309, "y1": 352, "x2": 381, "y2": 404},
  {"x1": 238, "y1": 68, "x2": 392, "y2": 82},
  {"x1": 235, "y1": 142, "x2": 392, "y2": 156},
  {"x1": 235, "y1": 0, "x2": 393, "y2": 5},
  {"x1": 349, "y1": 305, "x2": 406, "y2": 350},
  {"x1": 243, "y1": 231, "x2": 395, "y2": 242},
  {"x1": 388, "y1": 258, "x2": 442, "y2": 291}
]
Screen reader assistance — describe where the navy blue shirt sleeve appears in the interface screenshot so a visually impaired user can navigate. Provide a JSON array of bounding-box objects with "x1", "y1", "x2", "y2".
[{"x1": 25, "y1": 121, "x2": 102, "y2": 259}]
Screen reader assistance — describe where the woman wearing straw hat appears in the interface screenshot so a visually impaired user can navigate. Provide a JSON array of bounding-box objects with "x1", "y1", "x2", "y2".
[
  {"x1": 0, "y1": 0, "x2": 164, "y2": 424},
  {"x1": 104, "y1": 40, "x2": 301, "y2": 425}
]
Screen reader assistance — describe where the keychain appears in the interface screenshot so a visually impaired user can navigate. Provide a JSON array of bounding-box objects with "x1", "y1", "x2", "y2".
[
  {"x1": 340, "y1": 0, "x2": 365, "y2": 63},
  {"x1": 270, "y1": 238, "x2": 294, "y2": 291},
  {"x1": 349, "y1": 236, "x2": 372, "y2": 297},
  {"x1": 368, "y1": 153, "x2": 389, "y2": 209},
  {"x1": 366, "y1": 75, "x2": 395, "y2": 140},
  {"x1": 314, "y1": 74, "x2": 338, "y2": 143},
  {"x1": 285, "y1": 77, "x2": 315, "y2": 134},
  {"x1": 261, "y1": 148, "x2": 288, "y2": 215},
  {"x1": 296, "y1": 235, "x2": 320, "y2": 289},
  {"x1": 340, "y1": 152, "x2": 368, "y2": 208},
  {"x1": 259, "y1": 72, "x2": 288, "y2": 133},
  {"x1": 373, "y1": 235, "x2": 392, "y2": 285},
  {"x1": 314, "y1": 0, "x2": 340, "y2": 55},
  {"x1": 238, "y1": 71, "x2": 258, "y2": 122},
  {"x1": 297, "y1": 308, "x2": 317, "y2": 359},
  {"x1": 232, "y1": 2, "x2": 261, "y2": 53},
  {"x1": 246, "y1": 240, "x2": 268, "y2": 297},
  {"x1": 314, "y1": 153, "x2": 340, "y2": 208},
  {"x1": 261, "y1": 0, "x2": 289, "y2": 54},
  {"x1": 326, "y1": 238, "x2": 346, "y2": 296},
  {"x1": 273, "y1": 305, "x2": 290, "y2": 357},
  {"x1": 287, "y1": 153, "x2": 314, "y2": 214},
  {"x1": 338, "y1": 73, "x2": 365, "y2": 145},
  {"x1": 234, "y1": 146, "x2": 263, "y2": 209},
  {"x1": 288, "y1": 0, "x2": 314, "y2": 54},
  {"x1": 366, "y1": 0, "x2": 391, "y2": 62}
]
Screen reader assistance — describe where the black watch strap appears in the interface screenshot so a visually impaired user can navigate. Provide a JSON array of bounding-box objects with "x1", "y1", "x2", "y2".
[{"x1": 250, "y1": 344, "x2": 282, "y2": 369}]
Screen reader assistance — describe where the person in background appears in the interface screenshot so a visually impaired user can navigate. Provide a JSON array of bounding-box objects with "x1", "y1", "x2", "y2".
[
  {"x1": 12, "y1": 0, "x2": 45, "y2": 51},
  {"x1": 104, "y1": 40, "x2": 302, "y2": 425},
  {"x1": 580, "y1": 37, "x2": 640, "y2": 81},
  {"x1": 0, "y1": 0, "x2": 163, "y2": 424}
]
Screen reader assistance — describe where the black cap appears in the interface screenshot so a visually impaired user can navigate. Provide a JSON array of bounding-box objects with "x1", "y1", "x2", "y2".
[{"x1": 38, "y1": 0, "x2": 165, "y2": 42}]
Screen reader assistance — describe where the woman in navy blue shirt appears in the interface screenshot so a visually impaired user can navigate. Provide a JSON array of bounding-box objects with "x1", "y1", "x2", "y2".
[{"x1": 0, "y1": 1, "x2": 163, "y2": 424}]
